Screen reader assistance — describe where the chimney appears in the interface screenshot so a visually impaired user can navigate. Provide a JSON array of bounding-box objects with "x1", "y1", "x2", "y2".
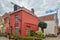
[
  {"x1": 31, "y1": 8, "x2": 34, "y2": 14},
  {"x1": 14, "y1": 5, "x2": 21, "y2": 11},
  {"x1": 11, "y1": 2, "x2": 21, "y2": 11}
]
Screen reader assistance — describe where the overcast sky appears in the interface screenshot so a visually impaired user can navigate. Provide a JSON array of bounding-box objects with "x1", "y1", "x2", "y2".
[{"x1": 0, "y1": 0, "x2": 60, "y2": 25}]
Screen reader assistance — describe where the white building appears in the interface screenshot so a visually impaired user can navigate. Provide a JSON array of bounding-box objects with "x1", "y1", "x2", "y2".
[{"x1": 38, "y1": 13, "x2": 58, "y2": 36}]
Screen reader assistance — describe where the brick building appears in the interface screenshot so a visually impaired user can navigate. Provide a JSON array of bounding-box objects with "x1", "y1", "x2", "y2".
[
  {"x1": 8, "y1": 7, "x2": 38, "y2": 36},
  {"x1": 2, "y1": 13, "x2": 10, "y2": 34},
  {"x1": 39, "y1": 13, "x2": 58, "y2": 36},
  {"x1": 0, "y1": 16, "x2": 4, "y2": 33}
]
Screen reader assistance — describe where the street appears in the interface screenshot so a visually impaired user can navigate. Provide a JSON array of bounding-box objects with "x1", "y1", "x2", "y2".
[{"x1": 44, "y1": 34, "x2": 60, "y2": 40}]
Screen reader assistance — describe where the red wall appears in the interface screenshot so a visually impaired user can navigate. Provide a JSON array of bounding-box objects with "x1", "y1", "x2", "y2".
[
  {"x1": 10, "y1": 10, "x2": 38, "y2": 36},
  {"x1": 21, "y1": 10, "x2": 38, "y2": 36},
  {"x1": 10, "y1": 11, "x2": 21, "y2": 35}
]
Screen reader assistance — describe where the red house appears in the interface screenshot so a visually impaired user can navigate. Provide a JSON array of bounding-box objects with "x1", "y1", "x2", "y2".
[
  {"x1": 2, "y1": 13, "x2": 10, "y2": 34},
  {"x1": 9, "y1": 7, "x2": 38, "y2": 36}
]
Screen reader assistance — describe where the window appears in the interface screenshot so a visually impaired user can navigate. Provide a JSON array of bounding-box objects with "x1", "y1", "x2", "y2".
[
  {"x1": 15, "y1": 15, "x2": 18, "y2": 24},
  {"x1": 26, "y1": 26, "x2": 30, "y2": 36},
  {"x1": 15, "y1": 26, "x2": 18, "y2": 35},
  {"x1": 10, "y1": 26, "x2": 12, "y2": 34},
  {"x1": 4, "y1": 17, "x2": 8, "y2": 24},
  {"x1": 20, "y1": 27, "x2": 22, "y2": 35}
]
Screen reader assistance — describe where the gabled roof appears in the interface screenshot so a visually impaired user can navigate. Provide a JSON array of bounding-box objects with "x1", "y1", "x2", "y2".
[
  {"x1": 2, "y1": 13, "x2": 10, "y2": 18},
  {"x1": 38, "y1": 13, "x2": 57, "y2": 21}
]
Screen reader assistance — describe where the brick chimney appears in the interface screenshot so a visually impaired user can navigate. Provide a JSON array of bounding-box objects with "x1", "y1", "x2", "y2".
[
  {"x1": 11, "y1": 2, "x2": 21, "y2": 11},
  {"x1": 31, "y1": 8, "x2": 34, "y2": 14}
]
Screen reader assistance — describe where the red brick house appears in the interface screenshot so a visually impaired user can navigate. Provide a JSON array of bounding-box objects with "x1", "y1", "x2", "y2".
[
  {"x1": 9, "y1": 7, "x2": 38, "y2": 36},
  {"x1": 0, "y1": 16, "x2": 4, "y2": 33},
  {"x1": 2, "y1": 13, "x2": 10, "y2": 34},
  {"x1": 38, "y1": 13, "x2": 58, "y2": 36}
]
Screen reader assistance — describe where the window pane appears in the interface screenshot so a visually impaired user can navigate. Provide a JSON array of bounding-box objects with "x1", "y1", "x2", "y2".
[
  {"x1": 15, "y1": 15, "x2": 18, "y2": 23},
  {"x1": 15, "y1": 27, "x2": 18, "y2": 35},
  {"x1": 26, "y1": 27, "x2": 30, "y2": 36},
  {"x1": 10, "y1": 27, "x2": 12, "y2": 34}
]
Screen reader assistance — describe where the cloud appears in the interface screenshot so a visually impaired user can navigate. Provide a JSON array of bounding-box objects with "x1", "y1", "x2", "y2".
[
  {"x1": 0, "y1": 0, "x2": 60, "y2": 15},
  {"x1": 0, "y1": 0, "x2": 60, "y2": 25}
]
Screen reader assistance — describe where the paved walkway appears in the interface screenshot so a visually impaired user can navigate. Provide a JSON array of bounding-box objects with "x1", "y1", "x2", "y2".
[
  {"x1": 43, "y1": 35, "x2": 60, "y2": 40},
  {"x1": 0, "y1": 37, "x2": 9, "y2": 40}
]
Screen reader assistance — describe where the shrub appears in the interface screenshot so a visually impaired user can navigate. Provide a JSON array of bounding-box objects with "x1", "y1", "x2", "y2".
[
  {"x1": 30, "y1": 30, "x2": 35, "y2": 36},
  {"x1": 9, "y1": 34, "x2": 15, "y2": 39},
  {"x1": 1, "y1": 33, "x2": 7, "y2": 37},
  {"x1": 14, "y1": 36, "x2": 34, "y2": 40},
  {"x1": 14, "y1": 35, "x2": 18, "y2": 39},
  {"x1": 35, "y1": 31, "x2": 45, "y2": 40},
  {"x1": 14, "y1": 35, "x2": 21, "y2": 40},
  {"x1": 22, "y1": 36, "x2": 34, "y2": 40},
  {"x1": 30, "y1": 30, "x2": 45, "y2": 40}
]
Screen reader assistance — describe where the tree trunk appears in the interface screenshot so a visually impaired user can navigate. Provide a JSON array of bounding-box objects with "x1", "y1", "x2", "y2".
[{"x1": 41, "y1": 28, "x2": 44, "y2": 33}]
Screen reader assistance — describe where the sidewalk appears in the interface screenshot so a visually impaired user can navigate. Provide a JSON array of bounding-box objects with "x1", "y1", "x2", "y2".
[
  {"x1": 43, "y1": 35, "x2": 60, "y2": 40},
  {"x1": 0, "y1": 37, "x2": 9, "y2": 40}
]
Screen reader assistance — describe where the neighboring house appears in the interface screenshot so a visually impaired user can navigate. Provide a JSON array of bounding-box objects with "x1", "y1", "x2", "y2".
[
  {"x1": 9, "y1": 7, "x2": 38, "y2": 36},
  {"x1": 0, "y1": 16, "x2": 4, "y2": 33},
  {"x1": 38, "y1": 13, "x2": 58, "y2": 36},
  {"x1": 2, "y1": 13, "x2": 10, "y2": 34}
]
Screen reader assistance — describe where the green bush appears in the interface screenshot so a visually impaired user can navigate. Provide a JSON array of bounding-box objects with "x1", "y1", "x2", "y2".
[
  {"x1": 35, "y1": 31, "x2": 45, "y2": 40},
  {"x1": 30, "y1": 30, "x2": 45, "y2": 40},
  {"x1": 9, "y1": 34, "x2": 15, "y2": 39},
  {"x1": 14, "y1": 35, "x2": 18, "y2": 39},
  {"x1": 21, "y1": 36, "x2": 34, "y2": 40},
  {"x1": 1, "y1": 33, "x2": 7, "y2": 37},
  {"x1": 14, "y1": 35, "x2": 22, "y2": 40},
  {"x1": 14, "y1": 36, "x2": 34, "y2": 40},
  {"x1": 30, "y1": 30, "x2": 35, "y2": 36}
]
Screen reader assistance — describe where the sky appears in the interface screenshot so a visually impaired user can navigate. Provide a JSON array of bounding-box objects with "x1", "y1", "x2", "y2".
[{"x1": 0, "y1": 0, "x2": 60, "y2": 25}]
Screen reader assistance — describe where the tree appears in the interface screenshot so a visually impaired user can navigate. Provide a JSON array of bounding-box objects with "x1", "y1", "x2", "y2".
[{"x1": 38, "y1": 22, "x2": 47, "y2": 33}]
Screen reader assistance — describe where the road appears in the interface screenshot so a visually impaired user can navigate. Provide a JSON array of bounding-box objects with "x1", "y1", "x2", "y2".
[{"x1": 43, "y1": 34, "x2": 60, "y2": 40}]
